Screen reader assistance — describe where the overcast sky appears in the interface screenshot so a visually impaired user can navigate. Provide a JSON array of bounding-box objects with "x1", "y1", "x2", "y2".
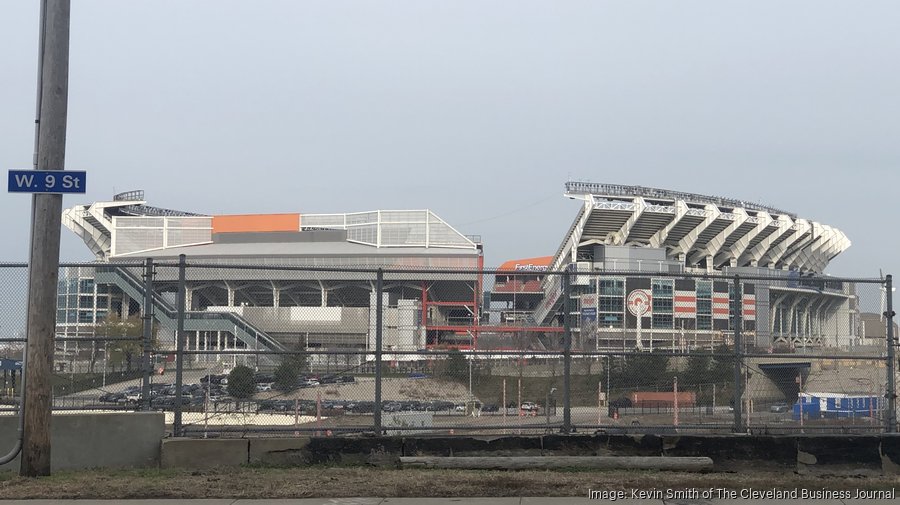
[{"x1": 1, "y1": 1, "x2": 898, "y2": 277}]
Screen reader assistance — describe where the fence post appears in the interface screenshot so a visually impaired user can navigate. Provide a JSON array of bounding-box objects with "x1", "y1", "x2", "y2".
[
  {"x1": 562, "y1": 269, "x2": 572, "y2": 433},
  {"x1": 140, "y1": 258, "x2": 154, "y2": 412},
  {"x1": 374, "y1": 268, "x2": 383, "y2": 435},
  {"x1": 732, "y1": 274, "x2": 744, "y2": 433},
  {"x1": 886, "y1": 275, "x2": 896, "y2": 433},
  {"x1": 174, "y1": 254, "x2": 187, "y2": 436}
]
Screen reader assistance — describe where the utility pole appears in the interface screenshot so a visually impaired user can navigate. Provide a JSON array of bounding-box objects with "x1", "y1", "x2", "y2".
[{"x1": 22, "y1": 0, "x2": 71, "y2": 477}]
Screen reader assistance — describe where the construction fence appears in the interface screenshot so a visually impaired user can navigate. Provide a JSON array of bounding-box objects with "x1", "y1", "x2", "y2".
[{"x1": 0, "y1": 260, "x2": 896, "y2": 437}]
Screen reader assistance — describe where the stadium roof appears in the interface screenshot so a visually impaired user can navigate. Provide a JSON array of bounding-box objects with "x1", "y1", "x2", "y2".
[
  {"x1": 550, "y1": 181, "x2": 850, "y2": 275},
  {"x1": 63, "y1": 191, "x2": 480, "y2": 263}
]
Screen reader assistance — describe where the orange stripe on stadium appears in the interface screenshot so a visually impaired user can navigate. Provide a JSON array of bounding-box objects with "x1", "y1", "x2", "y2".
[{"x1": 212, "y1": 213, "x2": 300, "y2": 234}]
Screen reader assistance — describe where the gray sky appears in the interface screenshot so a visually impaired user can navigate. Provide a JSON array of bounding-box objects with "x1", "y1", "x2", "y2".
[{"x1": 1, "y1": 1, "x2": 898, "y2": 276}]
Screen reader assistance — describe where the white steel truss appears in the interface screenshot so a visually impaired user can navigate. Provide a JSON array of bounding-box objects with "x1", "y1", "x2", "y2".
[{"x1": 552, "y1": 185, "x2": 850, "y2": 274}]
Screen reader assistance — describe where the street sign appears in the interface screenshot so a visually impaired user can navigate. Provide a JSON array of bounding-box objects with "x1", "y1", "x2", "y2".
[{"x1": 8, "y1": 169, "x2": 86, "y2": 194}]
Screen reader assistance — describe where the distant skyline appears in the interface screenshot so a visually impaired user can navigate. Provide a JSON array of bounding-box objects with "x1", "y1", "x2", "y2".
[{"x1": 1, "y1": 1, "x2": 898, "y2": 276}]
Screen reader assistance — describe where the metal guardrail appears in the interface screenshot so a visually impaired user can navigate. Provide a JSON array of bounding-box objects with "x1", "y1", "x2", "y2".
[{"x1": 564, "y1": 181, "x2": 797, "y2": 218}]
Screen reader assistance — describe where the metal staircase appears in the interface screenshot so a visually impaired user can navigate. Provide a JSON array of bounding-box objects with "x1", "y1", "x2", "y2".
[{"x1": 94, "y1": 265, "x2": 286, "y2": 356}]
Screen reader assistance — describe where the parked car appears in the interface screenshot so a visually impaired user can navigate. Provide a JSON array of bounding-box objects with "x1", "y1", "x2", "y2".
[
  {"x1": 429, "y1": 400, "x2": 455, "y2": 412},
  {"x1": 297, "y1": 378, "x2": 320, "y2": 388},
  {"x1": 200, "y1": 374, "x2": 227, "y2": 385},
  {"x1": 98, "y1": 392, "x2": 125, "y2": 403},
  {"x1": 257, "y1": 399, "x2": 293, "y2": 412},
  {"x1": 520, "y1": 402, "x2": 539, "y2": 412},
  {"x1": 254, "y1": 373, "x2": 275, "y2": 384},
  {"x1": 770, "y1": 402, "x2": 790, "y2": 413},
  {"x1": 348, "y1": 401, "x2": 375, "y2": 413},
  {"x1": 150, "y1": 395, "x2": 192, "y2": 410}
]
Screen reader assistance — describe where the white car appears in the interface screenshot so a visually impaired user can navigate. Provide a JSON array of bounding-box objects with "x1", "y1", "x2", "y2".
[{"x1": 520, "y1": 402, "x2": 539, "y2": 412}]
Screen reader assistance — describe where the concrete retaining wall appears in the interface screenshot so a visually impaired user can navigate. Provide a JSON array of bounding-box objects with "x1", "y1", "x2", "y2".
[
  {"x1": 158, "y1": 433, "x2": 900, "y2": 475},
  {"x1": 4, "y1": 416, "x2": 900, "y2": 475},
  {"x1": 0, "y1": 412, "x2": 164, "y2": 472},
  {"x1": 160, "y1": 438, "x2": 249, "y2": 469}
]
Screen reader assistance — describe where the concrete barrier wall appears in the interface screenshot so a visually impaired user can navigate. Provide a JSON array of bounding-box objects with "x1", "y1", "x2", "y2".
[
  {"x1": 164, "y1": 433, "x2": 900, "y2": 476},
  {"x1": 0, "y1": 412, "x2": 165, "y2": 472},
  {"x1": 4, "y1": 420, "x2": 900, "y2": 475}
]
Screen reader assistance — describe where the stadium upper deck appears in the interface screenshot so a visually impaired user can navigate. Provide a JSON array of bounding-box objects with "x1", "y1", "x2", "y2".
[{"x1": 557, "y1": 181, "x2": 850, "y2": 274}]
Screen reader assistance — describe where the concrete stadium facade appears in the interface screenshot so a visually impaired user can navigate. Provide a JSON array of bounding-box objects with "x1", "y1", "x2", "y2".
[
  {"x1": 57, "y1": 183, "x2": 863, "y2": 368},
  {"x1": 500, "y1": 182, "x2": 858, "y2": 352}
]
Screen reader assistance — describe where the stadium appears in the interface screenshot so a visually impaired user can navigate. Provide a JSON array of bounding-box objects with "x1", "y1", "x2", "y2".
[
  {"x1": 496, "y1": 182, "x2": 856, "y2": 353},
  {"x1": 56, "y1": 182, "x2": 859, "y2": 367}
]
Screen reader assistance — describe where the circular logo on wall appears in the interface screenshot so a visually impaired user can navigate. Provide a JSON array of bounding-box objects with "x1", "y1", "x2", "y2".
[{"x1": 626, "y1": 289, "x2": 652, "y2": 317}]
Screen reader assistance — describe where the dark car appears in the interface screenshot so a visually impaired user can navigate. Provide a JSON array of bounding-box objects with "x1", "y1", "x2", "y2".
[
  {"x1": 150, "y1": 395, "x2": 192, "y2": 411},
  {"x1": 99, "y1": 392, "x2": 125, "y2": 403},
  {"x1": 254, "y1": 373, "x2": 275, "y2": 384},
  {"x1": 257, "y1": 399, "x2": 287, "y2": 412},
  {"x1": 348, "y1": 401, "x2": 375, "y2": 413},
  {"x1": 200, "y1": 374, "x2": 227, "y2": 385},
  {"x1": 481, "y1": 403, "x2": 500, "y2": 412},
  {"x1": 428, "y1": 400, "x2": 455, "y2": 412}
]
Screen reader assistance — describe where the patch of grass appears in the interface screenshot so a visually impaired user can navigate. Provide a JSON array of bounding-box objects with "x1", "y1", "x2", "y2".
[{"x1": 1, "y1": 466, "x2": 899, "y2": 500}]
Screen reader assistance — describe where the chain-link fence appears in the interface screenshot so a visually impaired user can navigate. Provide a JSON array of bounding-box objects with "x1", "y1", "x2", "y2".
[{"x1": 0, "y1": 261, "x2": 895, "y2": 437}]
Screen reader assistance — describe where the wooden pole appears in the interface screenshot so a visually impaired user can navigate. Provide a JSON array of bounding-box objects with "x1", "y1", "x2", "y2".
[{"x1": 21, "y1": 0, "x2": 70, "y2": 477}]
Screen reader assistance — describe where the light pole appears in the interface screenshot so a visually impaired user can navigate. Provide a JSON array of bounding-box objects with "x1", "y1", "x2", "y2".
[
  {"x1": 605, "y1": 355, "x2": 611, "y2": 407},
  {"x1": 469, "y1": 332, "x2": 474, "y2": 404},
  {"x1": 102, "y1": 340, "x2": 107, "y2": 388},
  {"x1": 546, "y1": 387, "x2": 557, "y2": 428}
]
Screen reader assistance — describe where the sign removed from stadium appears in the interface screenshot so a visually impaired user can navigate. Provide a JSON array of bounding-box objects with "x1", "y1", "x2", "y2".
[{"x1": 627, "y1": 289, "x2": 652, "y2": 316}]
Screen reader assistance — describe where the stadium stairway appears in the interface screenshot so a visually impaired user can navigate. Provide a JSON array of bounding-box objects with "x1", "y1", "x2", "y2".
[{"x1": 94, "y1": 265, "x2": 286, "y2": 367}]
